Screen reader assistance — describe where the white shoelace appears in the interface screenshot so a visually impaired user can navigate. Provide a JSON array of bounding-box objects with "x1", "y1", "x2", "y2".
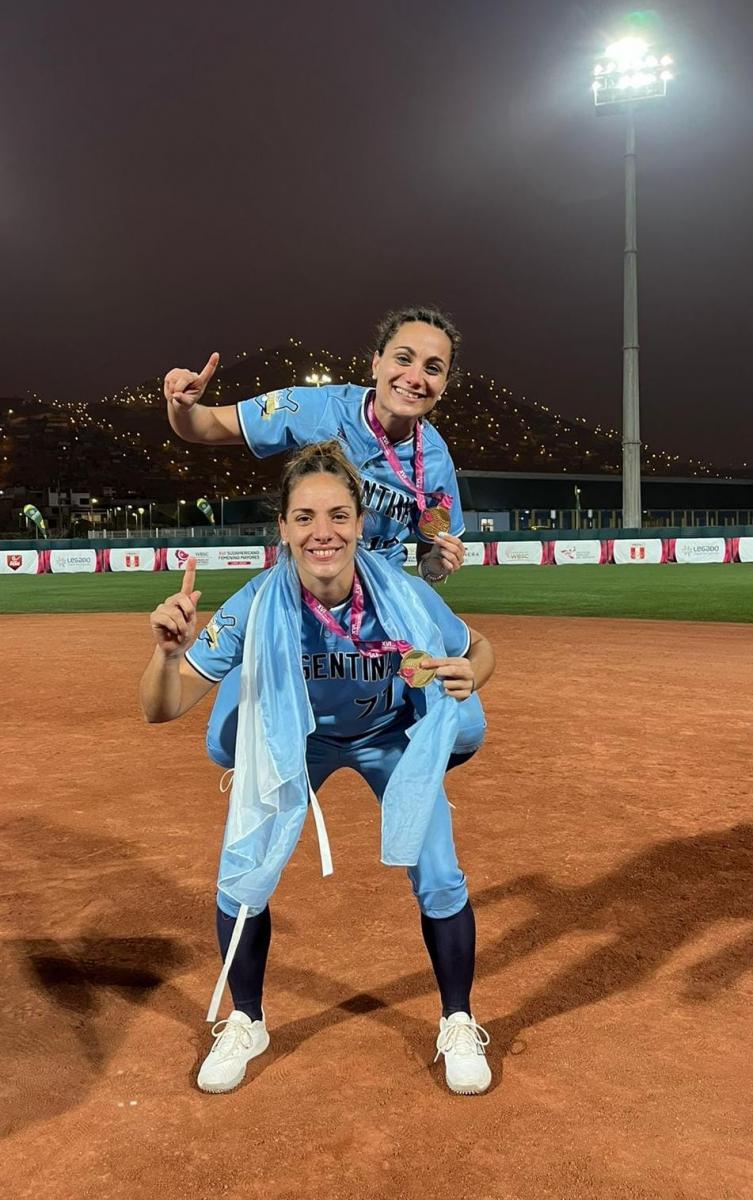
[
  {"x1": 434, "y1": 1017, "x2": 490, "y2": 1062},
  {"x1": 208, "y1": 1015, "x2": 258, "y2": 1061}
]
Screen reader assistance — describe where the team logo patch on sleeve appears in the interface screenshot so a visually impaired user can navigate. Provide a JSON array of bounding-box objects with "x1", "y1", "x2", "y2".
[
  {"x1": 201, "y1": 610, "x2": 237, "y2": 651},
  {"x1": 255, "y1": 389, "x2": 299, "y2": 420}
]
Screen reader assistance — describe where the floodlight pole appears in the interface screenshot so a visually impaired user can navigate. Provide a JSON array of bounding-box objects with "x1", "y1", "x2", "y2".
[{"x1": 622, "y1": 104, "x2": 641, "y2": 529}]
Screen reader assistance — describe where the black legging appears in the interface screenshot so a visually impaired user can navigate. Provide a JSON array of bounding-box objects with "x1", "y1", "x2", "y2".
[
  {"x1": 216, "y1": 905, "x2": 271, "y2": 1022},
  {"x1": 216, "y1": 898, "x2": 476, "y2": 1023},
  {"x1": 420, "y1": 900, "x2": 476, "y2": 1017},
  {"x1": 216, "y1": 742, "x2": 478, "y2": 1022}
]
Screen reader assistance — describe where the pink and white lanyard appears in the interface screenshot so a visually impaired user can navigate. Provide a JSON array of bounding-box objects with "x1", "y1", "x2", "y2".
[
  {"x1": 300, "y1": 571, "x2": 412, "y2": 659},
  {"x1": 365, "y1": 396, "x2": 453, "y2": 519}
]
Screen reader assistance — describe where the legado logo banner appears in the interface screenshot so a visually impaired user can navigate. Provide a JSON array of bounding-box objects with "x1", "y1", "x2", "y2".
[
  {"x1": 613, "y1": 539, "x2": 663, "y2": 565},
  {"x1": 674, "y1": 537, "x2": 726, "y2": 564},
  {"x1": 49, "y1": 549, "x2": 99, "y2": 573},
  {"x1": 166, "y1": 547, "x2": 266, "y2": 571},
  {"x1": 496, "y1": 541, "x2": 544, "y2": 565}
]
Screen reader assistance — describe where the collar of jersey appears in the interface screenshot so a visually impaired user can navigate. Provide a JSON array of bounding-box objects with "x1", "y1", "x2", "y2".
[
  {"x1": 302, "y1": 596, "x2": 351, "y2": 622},
  {"x1": 360, "y1": 388, "x2": 421, "y2": 450}
]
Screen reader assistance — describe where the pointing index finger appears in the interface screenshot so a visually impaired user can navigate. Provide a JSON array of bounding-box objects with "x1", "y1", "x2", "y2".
[
  {"x1": 198, "y1": 352, "x2": 220, "y2": 384},
  {"x1": 181, "y1": 556, "x2": 197, "y2": 596}
]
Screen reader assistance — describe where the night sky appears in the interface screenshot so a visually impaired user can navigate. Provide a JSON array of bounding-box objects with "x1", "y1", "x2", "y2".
[{"x1": 2, "y1": 1, "x2": 752, "y2": 462}]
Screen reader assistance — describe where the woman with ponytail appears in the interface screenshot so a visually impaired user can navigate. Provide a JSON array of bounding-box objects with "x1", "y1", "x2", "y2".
[{"x1": 140, "y1": 441, "x2": 495, "y2": 1099}]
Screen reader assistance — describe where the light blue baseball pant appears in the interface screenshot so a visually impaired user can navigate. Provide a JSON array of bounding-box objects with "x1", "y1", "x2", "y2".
[
  {"x1": 216, "y1": 721, "x2": 469, "y2": 922},
  {"x1": 206, "y1": 664, "x2": 486, "y2": 769}
]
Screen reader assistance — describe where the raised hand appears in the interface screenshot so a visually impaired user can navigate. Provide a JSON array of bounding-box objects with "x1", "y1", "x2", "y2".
[
  {"x1": 422, "y1": 531, "x2": 465, "y2": 579},
  {"x1": 150, "y1": 557, "x2": 202, "y2": 654},
  {"x1": 164, "y1": 352, "x2": 219, "y2": 410},
  {"x1": 418, "y1": 655, "x2": 476, "y2": 701}
]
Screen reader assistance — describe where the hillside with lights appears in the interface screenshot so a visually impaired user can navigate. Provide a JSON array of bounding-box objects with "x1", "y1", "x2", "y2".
[{"x1": 0, "y1": 340, "x2": 744, "y2": 506}]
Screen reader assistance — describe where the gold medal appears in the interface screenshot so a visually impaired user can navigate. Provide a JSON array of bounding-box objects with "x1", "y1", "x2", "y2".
[
  {"x1": 398, "y1": 649, "x2": 436, "y2": 688},
  {"x1": 418, "y1": 505, "x2": 451, "y2": 540}
]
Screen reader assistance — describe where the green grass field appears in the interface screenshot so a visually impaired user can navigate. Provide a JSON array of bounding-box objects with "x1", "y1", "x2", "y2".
[{"x1": 2, "y1": 564, "x2": 753, "y2": 622}]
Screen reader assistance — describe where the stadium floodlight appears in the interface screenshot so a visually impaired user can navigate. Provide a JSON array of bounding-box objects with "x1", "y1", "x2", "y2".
[
  {"x1": 592, "y1": 32, "x2": 674, "y2": 529},
  {"x1": 593, "y1": 37, "x2": 673, "y2": 111}
]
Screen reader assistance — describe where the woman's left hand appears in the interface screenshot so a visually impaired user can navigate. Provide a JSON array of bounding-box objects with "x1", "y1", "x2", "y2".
[
  {"x1": 420, "y1": 655, "x2": 475, "y2": 701},
  {"x1": 422, "y1": 532, "x2": 465, "y2": 578}
]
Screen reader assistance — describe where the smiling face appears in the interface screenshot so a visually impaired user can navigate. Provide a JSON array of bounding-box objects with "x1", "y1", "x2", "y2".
[
  {"x1": 371, "y1": 321, "x2": 452, "y2": 440},
  {"x1": 278, "y1": 472, "x2": 364, "y2": 602}
]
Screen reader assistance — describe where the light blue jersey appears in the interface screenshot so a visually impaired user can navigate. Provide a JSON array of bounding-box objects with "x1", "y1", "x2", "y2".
[
  {"x1": 186, "y1": 570, "x2": 470, "y2": 742},
  {"x1": 236, "y1": 384, "x2": 464, "y2": 565}
]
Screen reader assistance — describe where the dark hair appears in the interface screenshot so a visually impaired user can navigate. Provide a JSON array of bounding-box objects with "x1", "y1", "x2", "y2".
[
  {"x1": 372, "y1": 305, "x2": 461, "y2": 370},
  {"x1": 279, "y1": 439, "x2": 363, "y2": 518}
]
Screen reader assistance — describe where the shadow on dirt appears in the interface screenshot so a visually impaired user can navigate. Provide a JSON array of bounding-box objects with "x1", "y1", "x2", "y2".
[{"x1": 5, "y1": 817, "x2": 753, "y2": 1121}]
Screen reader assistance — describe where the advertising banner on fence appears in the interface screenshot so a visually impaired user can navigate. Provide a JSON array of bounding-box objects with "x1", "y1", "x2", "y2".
[
  {"x1": 496, "y1": 541, "x2": 544, "y2": 566},
  {"x1": 462, "y1": 542, "x2": 485, "y2": 567},
  {"x1": 108, "y1": 548, "x2": 159, "y2": 572},
  {"x1": 165, "y1": 546, "x2": 266, "y2": 571},
  {"x1": 736, "y1": 537, "x2": 753, "y2": 563},
  {"x1": 613, "y1": 539, "x2": 664, "y2": 565},
  {"x1": 674, "y1": 537, "x2": 727, "y2": 564},
  {"x1": 49, "y1": 549, "x2": 99, "y2": 573},
  {"x1": 0, "y1": 549, "x2": 40, "y2": 574},
  {"x1": 404, "y1": 543, "x2": 417, "y2": 567},
  {"x1": 553, "y1": 540, "x2": 602, "y2": 566}
]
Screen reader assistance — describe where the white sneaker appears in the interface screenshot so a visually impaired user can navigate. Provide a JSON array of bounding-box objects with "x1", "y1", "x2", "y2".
[
  {"x1": 434, "y1": 1012, "x2": 491, "y2": 1095},
  {"x1": 197, "y1": 1010, "x2": 270, "y2": 1094}
]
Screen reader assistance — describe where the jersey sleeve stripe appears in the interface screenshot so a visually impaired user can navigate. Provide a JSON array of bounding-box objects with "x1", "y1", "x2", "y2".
[
  {"x1": 460, "y1": 623, "x2": 471, "y2": 657},
  {"x1": 184, "y1": 652, "x2": 223, "y2": 683}
]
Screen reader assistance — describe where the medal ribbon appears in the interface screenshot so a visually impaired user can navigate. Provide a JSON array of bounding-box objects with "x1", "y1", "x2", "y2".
[
  {"x1": 365, "y1": 397, "x2": 453, "y2": 516},
  {"x1": 301, "y1": 571, "x2": 412, "y2": 659}
]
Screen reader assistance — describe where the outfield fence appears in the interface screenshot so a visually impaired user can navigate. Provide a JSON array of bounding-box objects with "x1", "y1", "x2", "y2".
[{"x1": 4, "y1": 527, "x2": 753, "y2": 575}]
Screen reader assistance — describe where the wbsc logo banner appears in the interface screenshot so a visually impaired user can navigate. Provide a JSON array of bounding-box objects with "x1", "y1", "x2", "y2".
[
  {"x1": 497, "y1": 541, "x2": 544, "y2": 566},
  {"x1": 166, "y1": 547, "x2": 266, "y2": 571}
]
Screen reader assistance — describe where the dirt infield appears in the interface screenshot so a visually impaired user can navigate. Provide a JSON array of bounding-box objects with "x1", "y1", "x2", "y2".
[{"x1": 2, "y1": 612, "x2": 752, "y2": 1200}]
